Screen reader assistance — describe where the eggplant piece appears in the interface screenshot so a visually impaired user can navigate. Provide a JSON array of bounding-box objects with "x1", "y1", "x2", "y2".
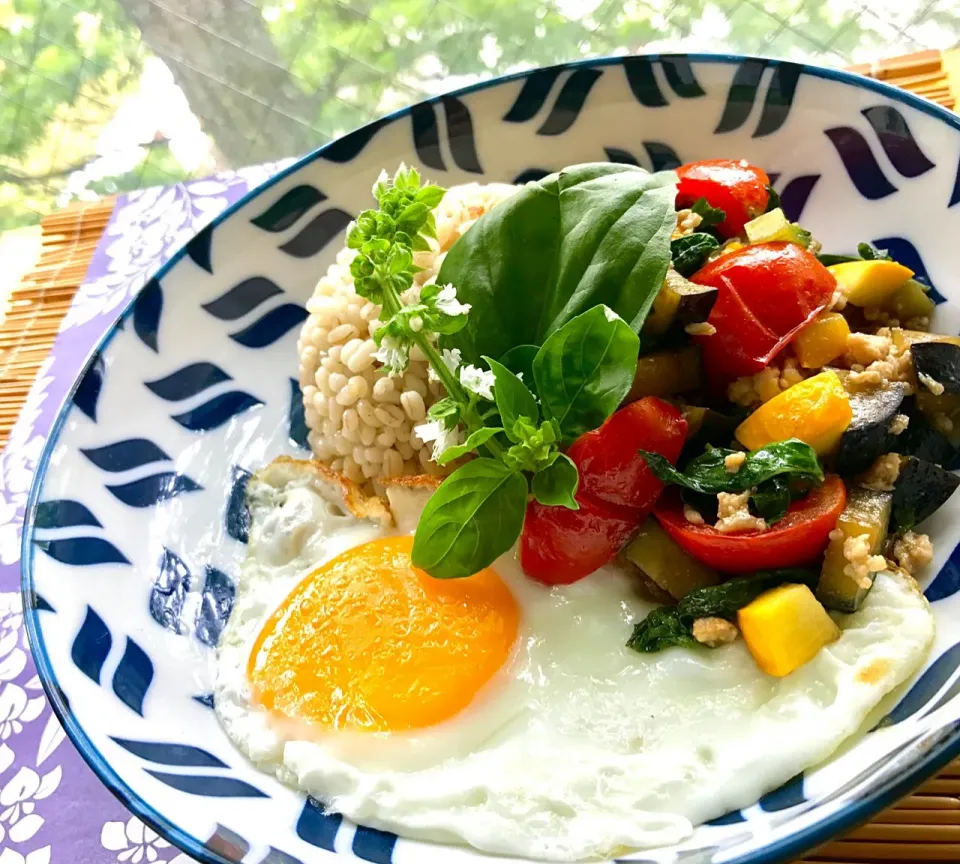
[
  {"x1": 681, "y1": 406, "x2": 745, "y2": 461},
  {"x1": 834, "y1": 383, "x2": 905, "y2": 476},
  {"x1": 895, "y1": 399, "x2": 959, "y2": 468},
  {"x1": 628, "y1": 344, "x2": 702, "y2": 400},
  {"x1": 642, "y1": 270, "x2": 718, "y2": 339},
  {"x1": 624, "y1": 519, "x2": 720, "y2": 600},
  {"x1": 891, "y1": 455, "x2": 960, "y2": 532},
  {"x1": 915, "y1": 390, "x2": 960, "y2": 450},
  {"x1": 817, "y1": 488, "x2": 892, "y2": 612},
  {"x1": 912, "y1": 341, "x2": 960, "y2": 395}
]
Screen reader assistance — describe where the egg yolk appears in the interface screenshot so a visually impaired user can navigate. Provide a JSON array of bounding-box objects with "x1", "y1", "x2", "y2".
[{"x1": 248, "y1": 535, "x2": 519, "y2": 733}]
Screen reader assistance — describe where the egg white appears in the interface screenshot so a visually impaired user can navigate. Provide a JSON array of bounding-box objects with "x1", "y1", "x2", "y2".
[{"x1": 215, "y1": 458, "x2": 935, "y2": 862}]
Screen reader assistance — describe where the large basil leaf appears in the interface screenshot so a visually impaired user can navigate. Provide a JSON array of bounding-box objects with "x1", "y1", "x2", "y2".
[
  {"x1": 627, "y1": 568, "x2": 818, "y2": 653},
  {"x1": 411, "y1": 458, "x2": 527, "y2": 579},
  {"x1": 638, "y1": 439, "x2": 824, "y2": 495},
  {"x1": 438, "y1": 163, "x2": 677, "y2": 363},
  {"x1": 533, "y1": 305, "x2": 640, "y2": 441}
]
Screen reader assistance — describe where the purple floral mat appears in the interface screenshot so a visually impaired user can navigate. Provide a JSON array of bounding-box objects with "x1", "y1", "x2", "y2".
[{"x1": 0, "y1": 161, "x2": 291, "y2": 864}]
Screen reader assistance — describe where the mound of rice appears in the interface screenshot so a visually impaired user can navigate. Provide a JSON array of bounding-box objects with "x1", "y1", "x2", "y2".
[{"x1": 297, "y1": 181, "x2": 519, "y2": 486}]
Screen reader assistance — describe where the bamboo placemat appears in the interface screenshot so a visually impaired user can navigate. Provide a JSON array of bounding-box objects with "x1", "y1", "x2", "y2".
[
  {"x1": 0, "y1": 197, "x2": 113, "y2": 449},
  {"x1": 3, "y1": 50, "x2": 960, "y2": 864}
]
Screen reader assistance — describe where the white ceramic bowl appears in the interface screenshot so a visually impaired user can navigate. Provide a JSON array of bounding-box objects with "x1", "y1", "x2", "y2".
[{"x1": 22, "y1": 54, "x2": 960, "y2": 864}]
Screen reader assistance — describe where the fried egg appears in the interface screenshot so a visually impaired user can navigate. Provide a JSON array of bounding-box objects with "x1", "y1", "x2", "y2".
[{"x1": 215, "y1": 457, "x2": 935, "y2": 862}]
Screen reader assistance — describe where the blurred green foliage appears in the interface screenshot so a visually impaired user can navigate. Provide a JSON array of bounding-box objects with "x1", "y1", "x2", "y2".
[{"x1": 0, "y1": 0, "x2": 955, "y2": 230}]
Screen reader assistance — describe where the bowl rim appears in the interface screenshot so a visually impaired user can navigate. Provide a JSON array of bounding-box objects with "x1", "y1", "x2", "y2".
[{"x1": 20, "y1": 51, "x2": 960, "y2": 864}]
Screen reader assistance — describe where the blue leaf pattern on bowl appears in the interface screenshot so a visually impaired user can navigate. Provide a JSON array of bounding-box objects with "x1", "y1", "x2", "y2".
[{"x1": 251, "y1": 185, "x2": 328, "y2": 233}]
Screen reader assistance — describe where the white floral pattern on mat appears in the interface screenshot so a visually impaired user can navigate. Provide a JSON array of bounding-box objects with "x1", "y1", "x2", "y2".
[
  {"x1": 101, "y1": 817, "x2": 171, "y2": 863},
  {"x1": 62, "y1": 160, "x2": 290, "y2": 331}
]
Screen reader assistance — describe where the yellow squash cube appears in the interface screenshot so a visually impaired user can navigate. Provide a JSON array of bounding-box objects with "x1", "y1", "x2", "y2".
[
  {"x1": 827, "y1": 260, "x2": 914, "y2": 307},
  {"x1": 794, "y1": 312, "x2": 851, "y2": 369},
  {"x1": 738, "y1": 583, "x2": 841, "y2": 677},
  {"x1": 735, "y1": 370, "x2": 853, "y2": 454}
]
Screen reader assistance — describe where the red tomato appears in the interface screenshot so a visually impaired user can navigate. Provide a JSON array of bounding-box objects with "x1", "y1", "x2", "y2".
[
  {"x1": 691, "y1": 242, "x2": 836, "y2": 384},
  {"x1": 567, "y1": 397, "x2": 688, "y2": 511},
  {"x1": 676, "y1": 159, "x2": 770, "y2": 238},
  {"x1": 520, "y1": 398, "x2": 688, "y2": 585},
  {"x1": 654, "y1": 475, "x2": 847, "y2": 574},
  {"x1": 521, "y1": 492, "x2": 640, "y2": 586}
]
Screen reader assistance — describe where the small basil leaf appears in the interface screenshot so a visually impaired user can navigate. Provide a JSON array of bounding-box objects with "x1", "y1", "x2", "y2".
[
  {"x1": 690, "y1": 197, "x2": 726, "y2": 227},
  {"x1": 764, "y1": 184, "x2": 781, "y2": 213},
  {"x1": 857, "y1": 242, "x2": 892, "y2": 261},
  {"x1": 671, "y1": 232, "x2": 719, "y2": 278},
  {"x1": 749, "y1": 476, "x2": 791, "y2": 524},
  {"x1": 484, "y1": 355, "x2": 539, "y2": 443},
  {"x1": 500, "y1": 344, "x2": 538, "y2": 394},
  {"x1": 427, "y1": 397, "x2": 461, "y2": 430},
  {"x1": 638, "y1": 439, "x2": 823, "y2": 495},
  {"x1": 816, "y1": 253, "x2": 859, "y2": 266},
  {"x1": 533, "y1": 305, "x2": 640, "y2": 441},
  {"x1": 436, "y1": 427, "x2": 505, "y2": 465},
  {"x1": 531, "y1": 453, "x2": 580, "y2": 509},
  {"x1": 412, "y1": 459, "x2": 528, "y2": 579}
]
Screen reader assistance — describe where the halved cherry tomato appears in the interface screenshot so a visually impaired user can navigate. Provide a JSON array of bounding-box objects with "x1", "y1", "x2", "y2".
[
  {"x1": 567, "y1": 397, "x2": 687, "y2": 511},
  {"x1": 692, "y1": 242, "x2": 836, "y2": 384},
  {"x1": 654, "y1": 474, "x2": 847, "y2": 574},
  {"x1": 676, "y1": 159, "x2": 770, "y2": 238},
  {"x1": 520, "y1": 398, "x2": 688, "y2": 586},
  {"x1": 521, "y1": 492, "x2": 640, "y2": 586}
]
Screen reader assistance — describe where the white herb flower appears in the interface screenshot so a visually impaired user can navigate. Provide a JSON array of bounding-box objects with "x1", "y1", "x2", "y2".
[
  {"x1": 428, "y1": 347, "x2": 462, "y2": 383},
  {"x1": 409, "y1": 315, "x2": 423, "y2": 332},
  {"x1": 460, "y1": 364, "x2": 496, "y2": 400},
  {"x1": 603, "y1": 305, "x2": 620, "y2": 323},
  {"x1": 414, "y1": 420, "x2": 464, "y2": 462},
  {"x1": 433, "y1": 284, "x2": 472, "y2": 317},
  {"x1": 373, "y1": 333, "x2": 409, "y2": 375},
  {"x1": 372, "y1": 169, "x2": 389, "y2": 196}
]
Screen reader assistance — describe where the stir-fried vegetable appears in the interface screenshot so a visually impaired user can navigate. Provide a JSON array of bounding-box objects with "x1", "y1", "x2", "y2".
[
  {"x1": 738, "y1": 584, "x2": 841, "y2": 677},
  {"x1": 521, "y1": 398, "x2": 688, "y2": 585},
  {"x1": 675, "y1": 159, "x2": 770, "y2": 237},
  {"x1": 654, "y1": 476, "x2": 848, "y2": 574},
  {"x1": 627, "y1": 568, "x2": 817, "y2": 653},
  {"x1": 735, "y1": 371, "x2": 852, "y2": 455},
  {"x1": 691, "y1": 242, "x2": 836, "y2": 384}
]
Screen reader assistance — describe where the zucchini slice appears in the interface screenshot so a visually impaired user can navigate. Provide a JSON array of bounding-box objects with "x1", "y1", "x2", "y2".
[
  {"x1": 891, "y1": 455, "x2": 960, "y2": 532},
  {"x1": 628, "y1": 344, "x2": 702, "y2": 401},
  {"x1": 642, "y1": 270, "x2": 718, "y2": 339},
  {"x1": 912, "y1": 341, "x2": 960, "y2": 395},
  {"x1": 624, "y1": 519, "x2": 720, "y2": 601},
  {"x1": 816, "y1": 487, "x2": 892, "y2": 613},
  {"x1": 834, "y1": 384, "x2": 905, "y2": 476}
]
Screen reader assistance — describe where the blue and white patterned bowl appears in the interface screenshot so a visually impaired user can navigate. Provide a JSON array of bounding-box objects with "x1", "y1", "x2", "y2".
[{"x1": 21, "y1": 54, "x2": 960, "y2": 864}]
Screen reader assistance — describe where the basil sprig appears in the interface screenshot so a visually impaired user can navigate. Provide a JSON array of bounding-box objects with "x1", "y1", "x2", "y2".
[
  {"x1": 627, "y1": 568, "x2": 818, "y2": 653},
  {"x1": 350, "y1": 164, "x2": 671, "y2": 580},
  {"x1": 412, "y1": 305, "x2": 640, "y2": 577}
]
